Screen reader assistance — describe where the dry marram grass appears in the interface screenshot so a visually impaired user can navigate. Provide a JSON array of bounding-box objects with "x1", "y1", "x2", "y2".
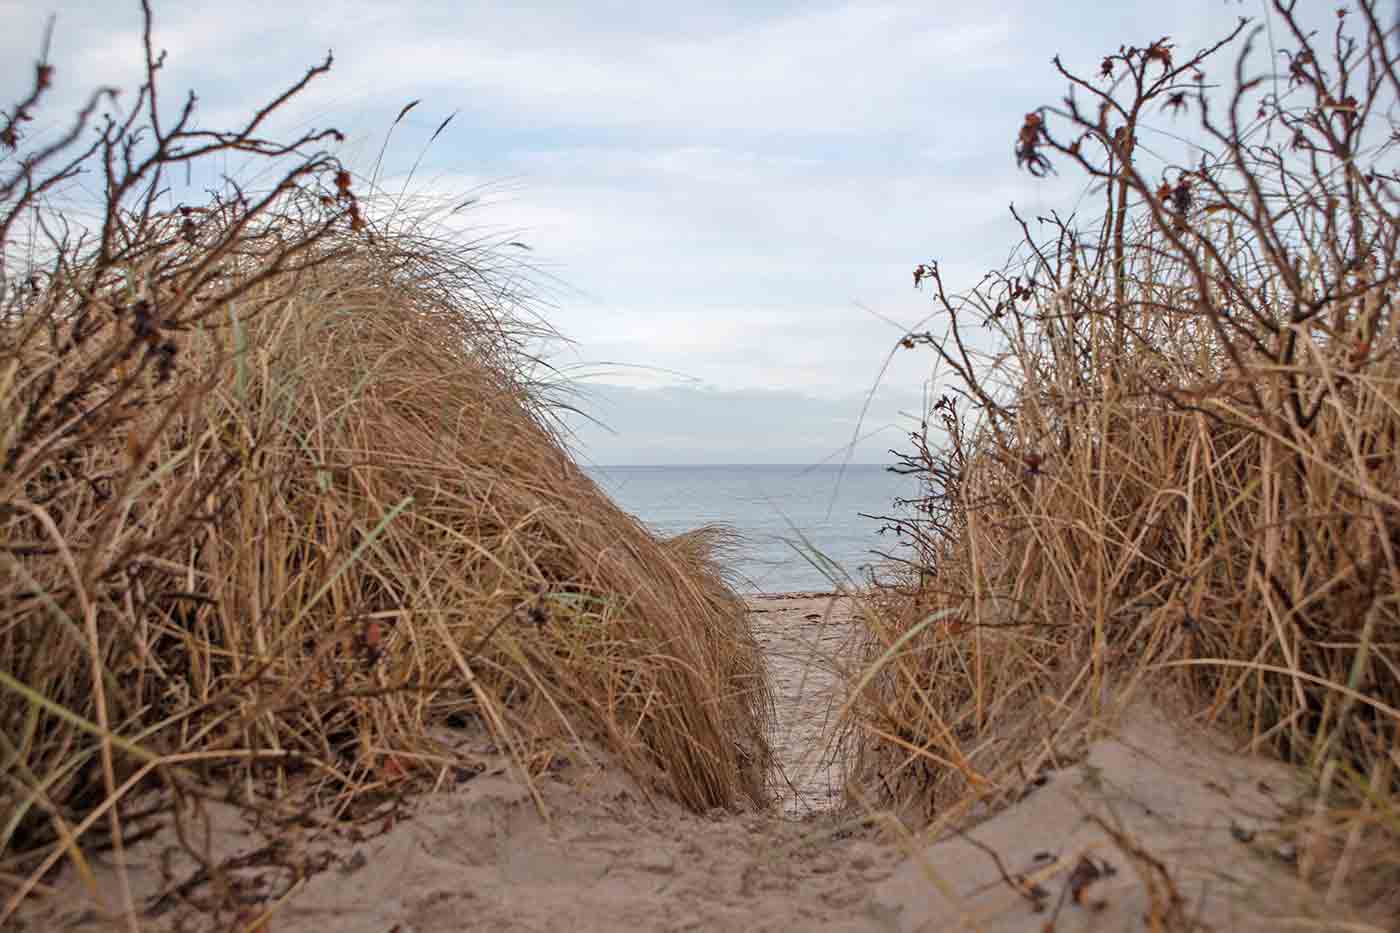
[{"x1": 0, "y1": 17, "x2": 771, "y2": 927}]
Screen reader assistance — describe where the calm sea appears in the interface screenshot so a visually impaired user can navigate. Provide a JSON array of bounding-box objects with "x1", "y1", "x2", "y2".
[{"x1": 585, "y1": 464, "x2": 921, "y2": 593}]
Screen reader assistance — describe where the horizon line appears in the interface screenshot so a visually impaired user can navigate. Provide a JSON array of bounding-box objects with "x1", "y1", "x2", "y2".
[{"x1": 584, "y1": 462, "x2": 895, "y2": 470}]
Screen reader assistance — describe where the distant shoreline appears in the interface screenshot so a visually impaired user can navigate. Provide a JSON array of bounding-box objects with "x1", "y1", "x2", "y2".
[
  {"x1": 589, "y1": 463, "x2": 892, "y2": 471},
  {"x1": 746, "y1": 590, "x2": 842, "y2": 600}
]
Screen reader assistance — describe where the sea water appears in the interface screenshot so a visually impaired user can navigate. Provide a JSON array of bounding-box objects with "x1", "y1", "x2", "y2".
[{"x1": 585, "y1": 463, "x2": 921, "y2": 593}]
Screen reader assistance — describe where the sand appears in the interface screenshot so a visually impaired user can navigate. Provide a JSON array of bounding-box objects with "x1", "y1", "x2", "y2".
[
  {"x1": 11, "y1": 595, "x2": 1372, "y2": 932},
  {"x1": 746, "y1": 593, "x2": 860, "y2": 816}
]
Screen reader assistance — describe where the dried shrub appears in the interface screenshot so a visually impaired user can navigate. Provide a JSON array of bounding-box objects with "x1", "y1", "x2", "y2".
[{"x1": 849, "y1": 1, "x2": 1400, "y2": 918}]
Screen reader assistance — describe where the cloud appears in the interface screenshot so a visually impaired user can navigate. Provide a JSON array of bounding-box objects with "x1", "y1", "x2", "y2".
[
  {"x1": 559, "y1": 381, "x2": 925, "y2": 466},
  {"x1": 305, "y1": 5, "x2": 1014, "y2": 136},
  {"x1": 5, "y1": 0, "x2": 1336, "y2": 466}
]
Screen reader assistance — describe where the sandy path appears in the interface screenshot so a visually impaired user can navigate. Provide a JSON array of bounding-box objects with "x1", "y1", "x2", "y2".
[
  {"x1": 13, "y1": 595, "x2": 1362, "y2": 932},
  {"x1": 15, "y1": 737, "x2": 904, "y2": 933},
  {"x1": 14, "y1": 594, "x2": 902, "y2": 933},
  {"x1": 746, "y1": 593, "x2": 859, "y2": 816}
]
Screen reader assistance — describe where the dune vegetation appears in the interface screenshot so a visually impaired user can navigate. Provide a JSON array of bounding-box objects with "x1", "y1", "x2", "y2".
[
  {"x1": 7, "y1": 0, "x2": 1400, "y2": 930},
  {"x1": 0, "y1": 10, "x2": 771, "y2": 925},
  {"x1": 844, "y1": 1, "x2": 1400, "y2": 918}
]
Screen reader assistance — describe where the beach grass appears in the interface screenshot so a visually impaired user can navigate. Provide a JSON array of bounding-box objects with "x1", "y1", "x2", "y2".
[{"x1": 0, "y1": 13, "x2": 771, "y2": 926}]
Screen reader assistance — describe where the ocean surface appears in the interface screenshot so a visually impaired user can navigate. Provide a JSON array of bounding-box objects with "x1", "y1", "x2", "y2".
[{"x1": 585, "y1": 464, "x2": 921, "y2": 593}]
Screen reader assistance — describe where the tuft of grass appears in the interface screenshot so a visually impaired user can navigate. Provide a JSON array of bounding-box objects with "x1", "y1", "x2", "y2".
[
  {"x1": 847, "y1": 1, "x2": 1400, "y2": 922},
  {"x1": 0, "y1": 6, "x2": 771, "y2": 926}
]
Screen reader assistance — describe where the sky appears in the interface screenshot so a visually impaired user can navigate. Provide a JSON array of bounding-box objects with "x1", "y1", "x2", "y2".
[{"x1": 2, "y1": 0, "x2": 1309, "y2": 464}]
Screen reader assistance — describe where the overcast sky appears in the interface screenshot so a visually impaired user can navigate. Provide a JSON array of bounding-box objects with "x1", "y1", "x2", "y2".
[{"x1": 4, "y1": 1, "x2": 1301, "y2": 464}]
